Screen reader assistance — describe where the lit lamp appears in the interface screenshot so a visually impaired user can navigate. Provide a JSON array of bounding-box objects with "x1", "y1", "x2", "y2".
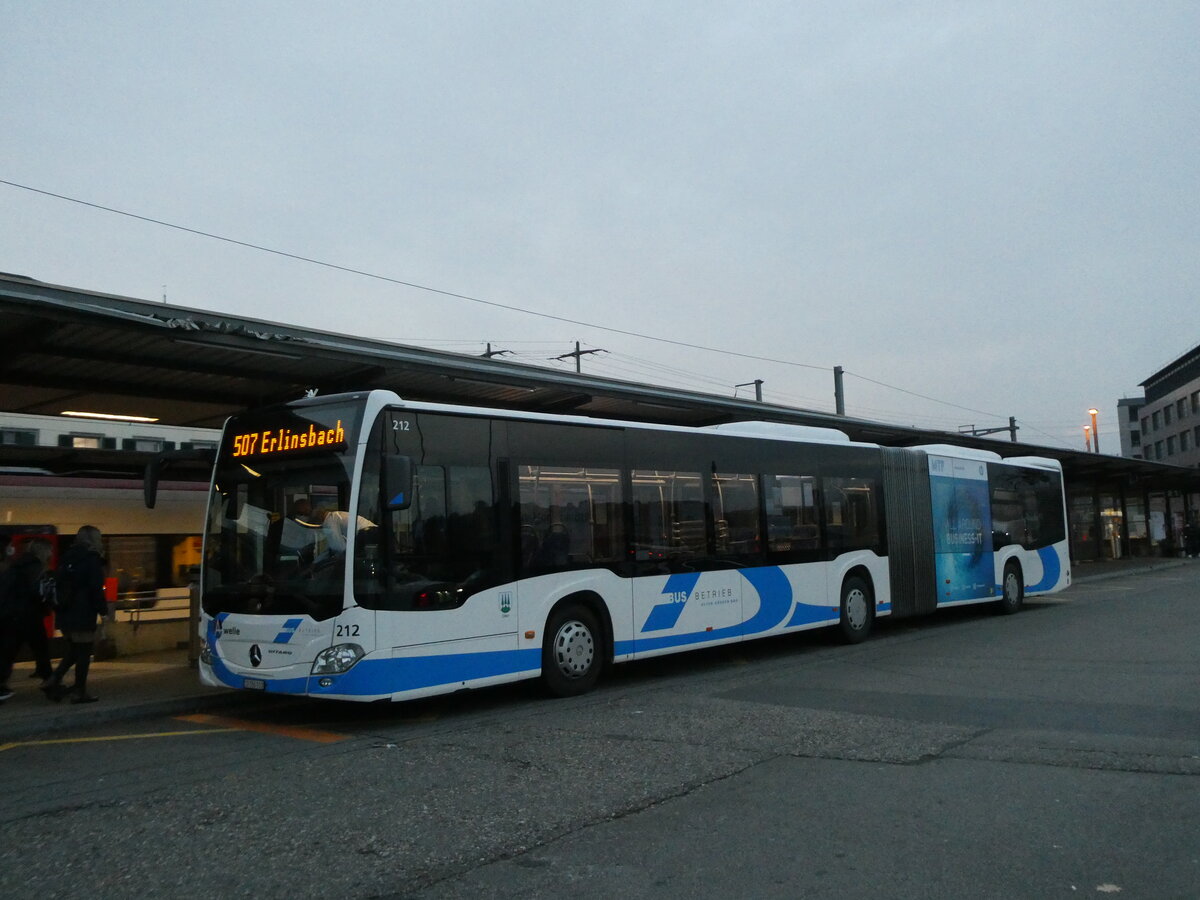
[
  {"x1": 1084, "y1": 424, "x2": 1092, "y2": 452},
  {"x1": 1089, "y1": 408, "x2": 1100, "y2": 453}
]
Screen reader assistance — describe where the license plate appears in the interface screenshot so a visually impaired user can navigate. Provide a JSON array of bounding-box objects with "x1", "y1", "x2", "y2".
[{"x1": 244, "y1": 678, "x2": 267, "y2": 691}]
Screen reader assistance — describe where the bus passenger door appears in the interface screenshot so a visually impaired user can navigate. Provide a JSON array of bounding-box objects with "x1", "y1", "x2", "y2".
[{"x1": 376, "y1": 411, "x2": 517, "y2": 653}]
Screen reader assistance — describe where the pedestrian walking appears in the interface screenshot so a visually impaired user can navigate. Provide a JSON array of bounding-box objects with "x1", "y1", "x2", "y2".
[
  {"x1": 0, "y1": 538, "x2": 55, "y2": 701},
  {"x1": 1185, "y1": 516, "x2": 1200, "y2": 559},
  {"x1": 42, "y1": 525, "x2": 108, "y2": 704}
]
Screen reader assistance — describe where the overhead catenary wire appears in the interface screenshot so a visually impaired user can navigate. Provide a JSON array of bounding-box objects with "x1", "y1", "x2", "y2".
[
  {"x1": 1, "y1": 179, "x2": 832, "y2": 373},
  {"x1": 841, "y1": 370, "x2": 1005, "y2": 420},
  {"x1": 1, "y1": 177, "x2": 1073, "y2": 446}
]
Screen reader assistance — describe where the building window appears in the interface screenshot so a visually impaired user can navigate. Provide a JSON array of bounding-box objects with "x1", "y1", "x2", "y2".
[
  {"x1": 1127, "y1": 405, "x2": 1139, "y2": 423},
  {"x1": 1192, "y1": 391, "x2": 1199, "y2": 414},
  {"x1": 70, "y1": 434, "x2": 103, "y2": 449},
  {"x1": 0, "y1": 429, "x2": 37, "y2": 446},
  {"x1": 1130, "y1": 432, "x2": 1141, "y2": 448},
  {"x1": 1155, "y1": 441, "x2": 1164, "y2": 460},
  {"x1": 1167, "y1": 436, "x2": 1177, "y2": 456},
  {"x1": 1141, "y1": 416, "x2": 1150, "y2": 434},
  {"x1": 1182, "y1": 431, "x2": 1192, "y2": 453},
  {"x1": 1164, "y1": 406, "x2": 1173, "y2": 426},
  {"x1": 1152, "y1": 411, "x2": 1162, "y2": 430},
  {"x1": 1178, "y1": 399, "x2": 1187, "y2": 419}
]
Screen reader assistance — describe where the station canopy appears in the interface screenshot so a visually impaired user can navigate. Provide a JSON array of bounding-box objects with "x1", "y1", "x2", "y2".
[{"x1": 1, "y1": 272, "x2": 1196, "y2": 492}]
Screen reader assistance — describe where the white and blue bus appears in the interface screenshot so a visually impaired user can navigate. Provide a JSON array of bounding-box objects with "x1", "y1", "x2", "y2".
[{"x1": 196, "y1": 390, "x2": 1070, "y2": 701}]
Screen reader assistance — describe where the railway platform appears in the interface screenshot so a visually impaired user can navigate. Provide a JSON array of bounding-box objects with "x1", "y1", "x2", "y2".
[{"x1": 0, "y1": 556, "x2": 1190, "y2": 746}]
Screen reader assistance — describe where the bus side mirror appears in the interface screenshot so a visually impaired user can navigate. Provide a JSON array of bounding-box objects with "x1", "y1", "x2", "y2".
[
  {"x1": 143, "y1": 447, "x2": 215, "y2": 510},
  {"x1": 144, "y1": 457, "x2": 163, "y2": 509},
  {"x1": 385, "y1": 456, "x2": 414, "y2": 510}
]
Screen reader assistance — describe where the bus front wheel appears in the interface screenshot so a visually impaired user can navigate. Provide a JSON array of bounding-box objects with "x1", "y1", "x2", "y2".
[
  {"x1": 998, "y1": 562, "x2": 1024, "y2": 615},
  {"x1": 838, "y1": 575, "x2": 873, "y2": 644},
  {"x1": 542, "y1": 604, "x2": 602, "y2": 697}
]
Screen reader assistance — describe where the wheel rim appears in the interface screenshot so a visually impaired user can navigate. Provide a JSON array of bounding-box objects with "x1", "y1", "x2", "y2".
[
  {"x1": 552, "y1": 619, "x2": 595, "y2": 679},
  {"x1": 1005, "y1": 572, "x2": 1019, "y2": 603},
  {"x1": 844, "y1": 588, "x2": 868, "y2": 630}
]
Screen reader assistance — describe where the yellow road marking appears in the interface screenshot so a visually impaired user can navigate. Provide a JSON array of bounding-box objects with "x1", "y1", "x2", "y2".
[
  {"x1": 0, "y1": 728, "x2": 236, "y2": 753},
  {"x1": 175, "y1": 712, "x2": 349, "y2": 744}
]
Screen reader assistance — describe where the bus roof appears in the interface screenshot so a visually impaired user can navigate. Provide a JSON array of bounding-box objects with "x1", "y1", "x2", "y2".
[
  {"x1": 371, "y1": 392, "x2": 876, "y2": 446},
  {"x1": 912, "y1": 444, "x2": 1004, "y2": 463},
  {"x1": 701, "y1": 420, "x2": 853, "y2": 444}
]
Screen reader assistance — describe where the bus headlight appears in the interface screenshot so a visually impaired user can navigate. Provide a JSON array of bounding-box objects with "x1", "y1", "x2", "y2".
[{"x1": 311, "y1": 643, "x2": 365, "y2": 675}]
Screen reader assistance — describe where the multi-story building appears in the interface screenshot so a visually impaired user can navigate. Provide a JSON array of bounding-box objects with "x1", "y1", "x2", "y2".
[
  {"x1": 1138, "y1": 344, "x2": 1200, "y2": 468},
  {"x1": 1117, "y1": 396, "x2": 1145, "y2": 459}
]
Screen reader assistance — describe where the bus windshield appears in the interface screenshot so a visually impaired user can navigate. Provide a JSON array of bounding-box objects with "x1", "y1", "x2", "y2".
[{"x1": 203, "y1": 399, "x2": 367, "y2": 621}]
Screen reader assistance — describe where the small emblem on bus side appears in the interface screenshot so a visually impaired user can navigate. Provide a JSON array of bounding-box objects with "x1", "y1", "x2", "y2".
[
  {"x1": 249, "y1": 645, "x2": 262, "y2": 667},
  {"x1": 499, "y1": 592, "x2": 512, "y2": 616}
]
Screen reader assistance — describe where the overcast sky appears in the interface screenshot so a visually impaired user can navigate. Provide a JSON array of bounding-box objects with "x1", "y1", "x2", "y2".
[{"x1": 3, "y1": 2, "x2": 1197, "y2": 450}]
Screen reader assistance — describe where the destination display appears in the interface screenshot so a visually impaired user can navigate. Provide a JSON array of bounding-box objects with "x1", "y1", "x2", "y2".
[{"x1": 229, "y1": 419, "x2": 347, "y2": 458}]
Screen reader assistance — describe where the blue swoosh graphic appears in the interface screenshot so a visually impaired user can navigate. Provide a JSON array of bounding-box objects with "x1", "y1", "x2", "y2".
[
  {"x1": 635, "y1": 565, "x2": 816, "y2": 653},
  {"x1": 1026, "y1": 546, "x2": 1062, "y2": 593},
  {"x1": 738, "y1": 567, "x2": 794, "y2": 633}
]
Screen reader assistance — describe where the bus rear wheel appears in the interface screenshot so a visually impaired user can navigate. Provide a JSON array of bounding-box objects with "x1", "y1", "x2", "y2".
[
  {"x1": 542, "y1": 604, "x2": 602, "y2": 697},
  {"x1": 838, "y1": 575, "x2": 873, "y2": 644},
  {"x1": 998, "y1": 562, "x2": 1024, "y2": 615}
]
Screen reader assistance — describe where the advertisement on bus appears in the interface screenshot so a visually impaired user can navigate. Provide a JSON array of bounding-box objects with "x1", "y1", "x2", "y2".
[{"x1": 928, "y1": 455, "x2": 996, "y2": 604}]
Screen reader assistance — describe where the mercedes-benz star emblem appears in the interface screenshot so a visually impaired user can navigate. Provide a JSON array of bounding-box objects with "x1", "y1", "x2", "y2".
[{"x1": 249, "y1": 644, "x2": 262, "y2": 667}]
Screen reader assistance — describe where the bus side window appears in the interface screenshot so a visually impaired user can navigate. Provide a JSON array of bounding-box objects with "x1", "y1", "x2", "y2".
[
  {"x1": 631, "y1": 470, "x2": 705, "y2": 570},
  {"x1": 712, "y1": 472, "x2": 760, "y2": 560},
  {"x1": 824, "y1": 476, "x2": 880, "y2": 554},
  {"x1": 765, "y1": 474, "x2": 820, "y2": 560},
  {"x1": 517, "y1": 465, "x2": 623, "y2": 575},
  {"x1": 989, "y1": 470, "x2": 1024, "y2": 548}
]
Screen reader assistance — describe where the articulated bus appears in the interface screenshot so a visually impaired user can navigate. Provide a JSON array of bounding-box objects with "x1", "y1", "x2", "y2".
[{"x1": 197, "y1": 390, "x2": 1070, "y2": 702}]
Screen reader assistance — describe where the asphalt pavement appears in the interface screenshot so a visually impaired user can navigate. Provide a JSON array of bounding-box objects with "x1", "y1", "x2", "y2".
[
  {"x1": 1, "y1": 556, "x2": 1196, "y2": 899},
  {"x1": 0, "y1": 555, "x2": 1188, "y2": 745}
]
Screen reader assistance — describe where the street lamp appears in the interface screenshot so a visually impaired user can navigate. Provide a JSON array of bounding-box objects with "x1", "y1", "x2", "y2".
[
  {"x1": 1084, "y1": 424, "x2": 1092, "y2": 452},
  {"x1": 1088, "y1": 408, "x2": 1100, "y2": 453}
]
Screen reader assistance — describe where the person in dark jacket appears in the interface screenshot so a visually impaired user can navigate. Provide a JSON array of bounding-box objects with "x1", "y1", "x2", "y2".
[
  {"x1": 43, "y1": 525, "x2": 108, "y2": 704},
  {"x1": 0, "y1": 539, "x2": 55, "y2": 701}
]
